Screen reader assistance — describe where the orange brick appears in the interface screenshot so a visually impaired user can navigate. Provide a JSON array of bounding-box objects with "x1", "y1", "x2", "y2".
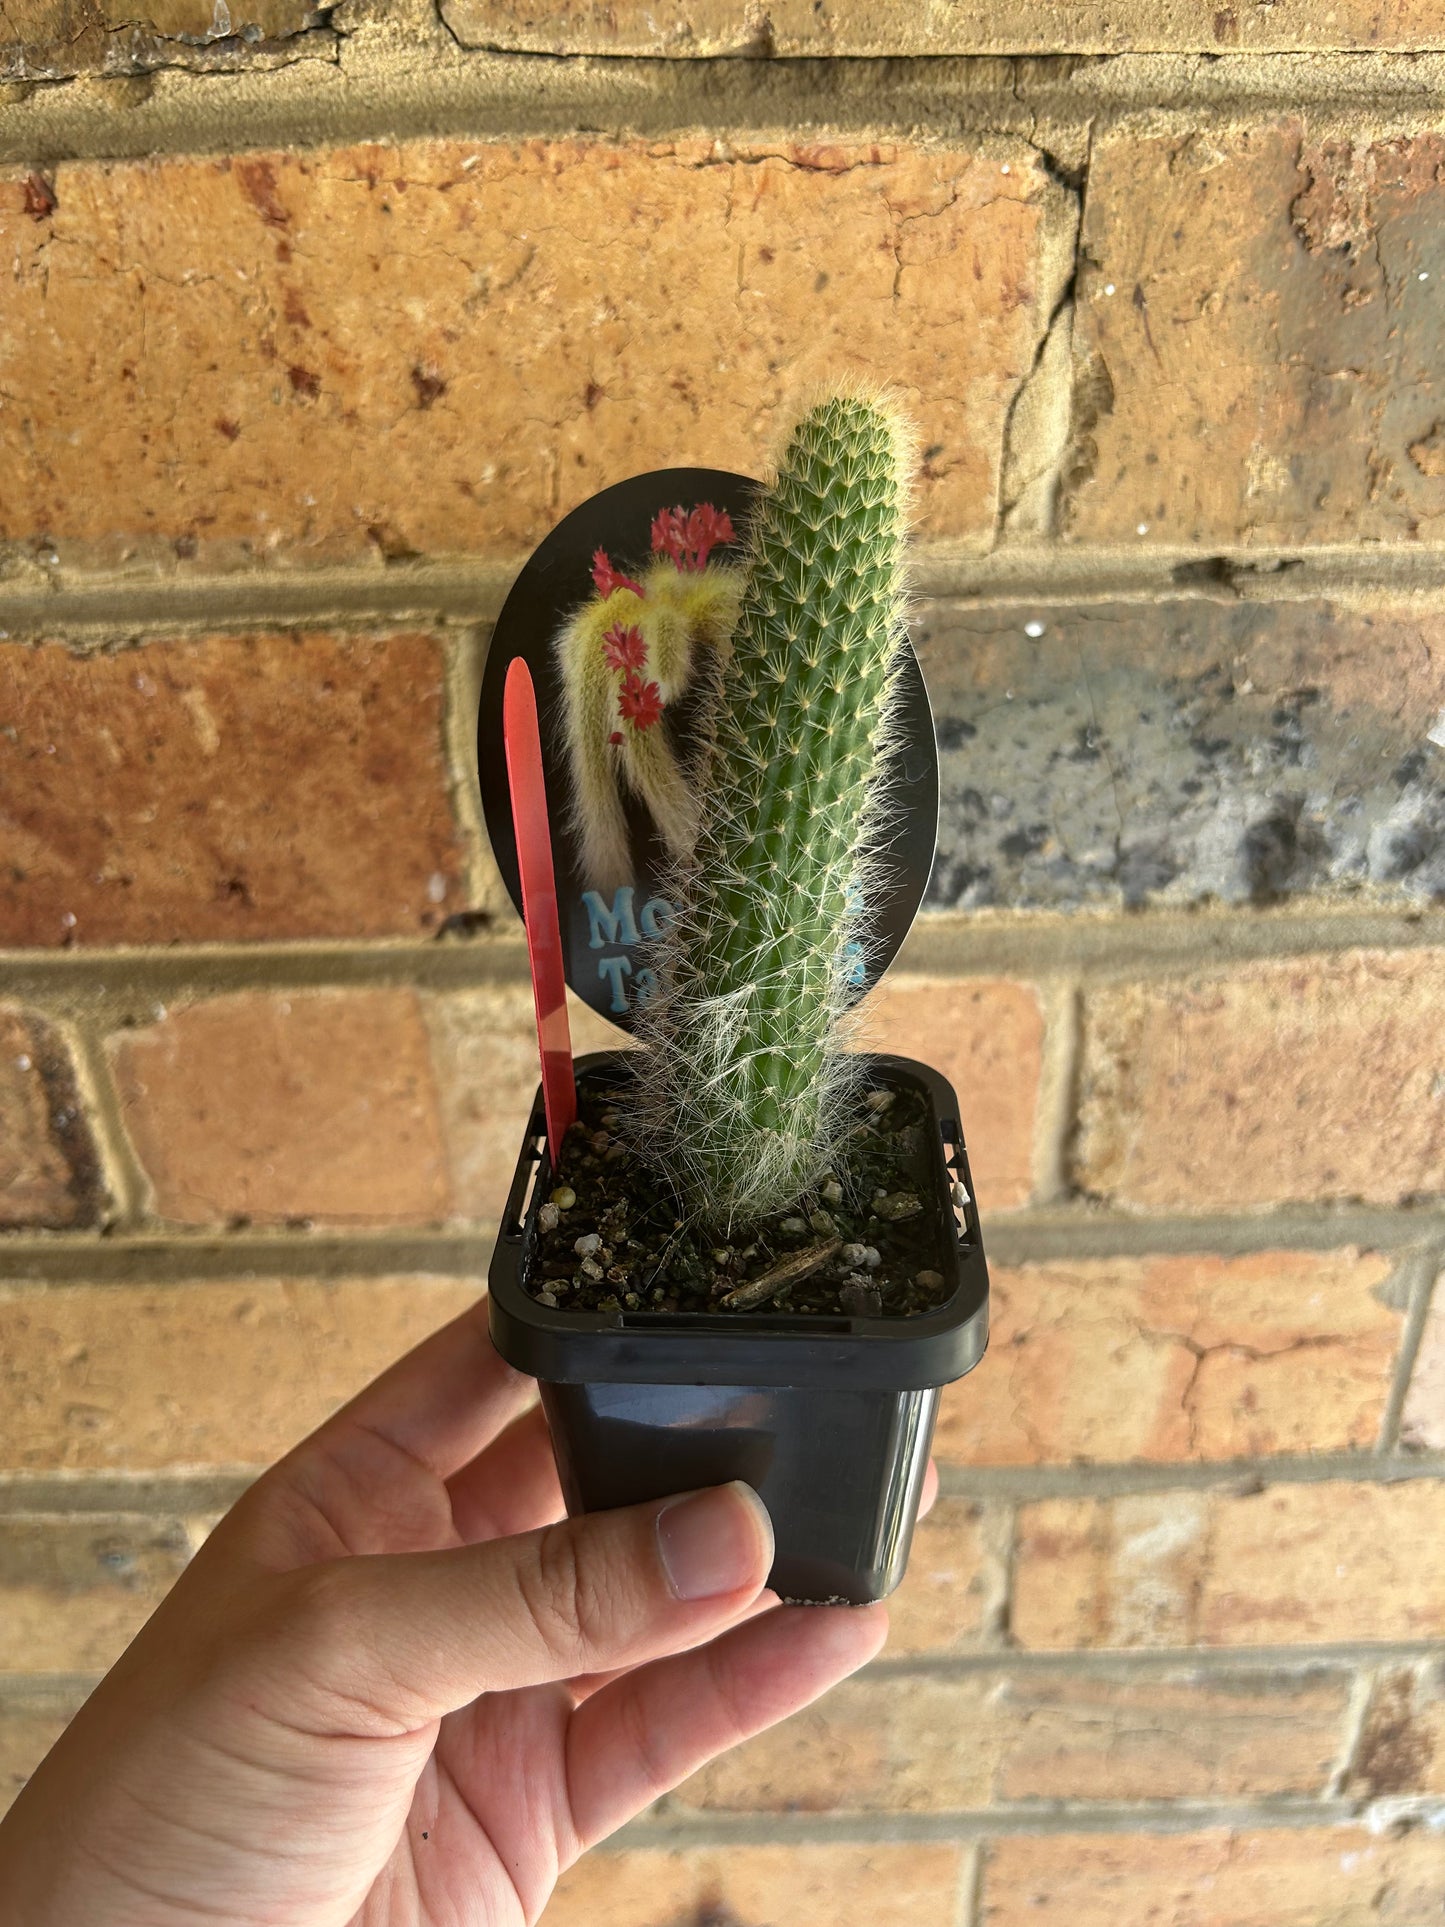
[
  {"x1": 1013, "y1": 1481, "x2": 1445, "y2": 1651},
  {"x1": 111, "y1": 989, "x2": 451, "y2": 1226},
  {"x1": 444, "y1": 0, "x2": 1445, "y2": 53},
  {"x1": 1401, "y1": 1268, "x2": 1445, "y2": 1451},
  {"x1": 0, "y1": 141, "x2": 1055, "y2": 573},
  {"x1": 0, "y1": 1275, "x2": 477, "y2": 1471},
  {"x1": 935, "y1": 1250, "x2": 1402, "y2": 1466},
  {"x1": 981, "y1": 1828, "x2": 1445, "y2": 1927},
  {"x1": 0, "y1": 1515, "x2": 190, "y2": 1674},
  {"x1": 0, "y1": 1007, "x2": 105, "y2": 1230},
  {"x1": 428, "y1": 990, "x2": 631, "y2": 1223},
  {"x1": 1346, "y1": 1663, "x2": 1445, "y2": 1798},
  {"x1": 545, "y1": 1842, "x2": 966, "y2": 1927},
  {"x1": 864, "y1": 977, "x2": 1044, "y2": 1211},
  {"x1": 0, "y1": 1681, "x2": 89, "y2": 1815},
  {"x1": 0, "y1": 634, "x2": 467, "y2": 946},
  {"x1": 675, "y1": 1667, "x2": 1348, "y2": 1810},
  {"x1": 1066, "y1": 125, "x2": 1445, "y2": 549},
  {"x1": 1075, "y1": 953, "x2": 1445, "y2": 1212},
  {"x1": 884, "y1": 1497, "x2": 1005, "y2": 1657},
  {"x1": 2, "y1": 0, "x2": 325, "y2": 78}
]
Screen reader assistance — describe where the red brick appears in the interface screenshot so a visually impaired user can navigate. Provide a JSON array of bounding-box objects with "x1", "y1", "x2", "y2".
[
  {"x1": 1066, "y1": 125, "x2": 1445, "y2": 549},
  {"x1": 1401, "y1": 1267, "x2": 1445, "y2": 1451},
  {"x1": 981, "y1": 1828, "x2": 1445, "y2": 1927},
  {"x1": 935, "y1": 1250, "x2": 1402, "y2": 1466},
  {"x1": 0, "y1": 1275, "x2": 477, "y2": 1471},
  {"x1": 110, "y1": 990, "x2": 451, "y2": 1226},
  {"x1": 0, "y1": 141, "x2": 1056, "y2": 572},
  {"x1": 444, "y1": 0, "x2": 1445, "y2": 53},
  {"x1": 546, "y1": 1843, "x2": 966, "y2": 1927},
  {"x1": 1012, "y1": 1481, "x2": 1445, "y2": 1650},
  {"x1": 884, "y1": 1497, "x2": 1005, "y2": 1656},
  {"x1": 1346, "y1": 1663, "x2": 1445, "y2": 1798},
  {"x1": 2, "y1": 0, "x2": 327, "y2": 78},
  {"x1": 0, "y1": 633, "x2": 467, "y2": 946},
  {"x1": 0, "y1": 1007, "x2": 105, "y2": 1230},
  {"x1": 1075, "y1": 952, "x2": 1445, "y2": 1212},
  {"x1": 675, "y1": 1667, "x2": 1348, "y2": 1810},
  {"x1": 864, "y1": 976, "x2": 1044, "y2": 1211},
  {"x1": 0, "y1": 1514, "x2": 191, "y2": 1674},
  {"x1": 428, "y1": 989, "x2": 631, "y2": 1223}
]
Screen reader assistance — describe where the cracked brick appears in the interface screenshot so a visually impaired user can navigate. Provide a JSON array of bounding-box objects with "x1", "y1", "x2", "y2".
[
  {"x1": 1066, "y1": 124, "x2": 1445, "y2": 549},
  {"x1": 0, "y1": 140, "x2": 1054, "y2": 575},
  {"x1": 442, "y1": 0, "x2": 1445, "y2": 52},
  {"x1": 1, "y1": 0, "x2": 336, "y2": 79},
  {"x1": 934, "y1": 1251, "x2": 1404, "y2": 1467}
]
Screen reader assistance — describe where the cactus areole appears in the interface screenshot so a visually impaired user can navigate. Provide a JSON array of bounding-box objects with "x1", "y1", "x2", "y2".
[{"x1": 480, "y1": 386, "x2": 990, "y2": 1605}]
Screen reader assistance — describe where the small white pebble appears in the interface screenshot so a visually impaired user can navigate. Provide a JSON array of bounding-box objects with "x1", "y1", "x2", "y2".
[
  {"x1": 863, "y1": 1246, "x2": 882, "y2": 1269},
  {"x1": 538, "y1": 1201, "x2": 560, "y2": 1231},
  {"x1": 1421, "y1": 270, "x2": 1430, "y2": 281},
  {"x1": 952, "y1": 1181, "x2": 972, "y2": 1208},
  {"x1": 580, "y1": 1257, "x2": 604, "y2": 1280},
  {"x1": 550, "y1": 1185, "x2": 576, "y2": 1209},
  {"x1": 535, "y1": 1288, "x2": 558, "y2": 1308},
  {"x1": 711, "y1": 1247, "x2": 732, "y2": 1267},
  {"x1": 840, "y1": 1243, "x2": 869, "y2": 1266},
  {"x1": 865, "y1": 1089, "x2": 895, "y2": 1113},
  {"x1": 781, "y1": 1216, "x2": 808, "y2": 1236},
  {"x1": 821, "y1": 1178, "x2": 843, "y2": 1205},
  {"x1": 1103, "y1": 282, "x2": 1116, "y2": 295},
  {"x1": 15, "y1": 1054, "x2": 30, "y2": 1072},
  {"x1": 1000, "y1": 163, "x2": 1011, "y2": 175},
  {"x1": 1024, "y1": 619, "x2": 1045, "y2": 638},
  {"x1": 574, "y1": 1232, "x2": 601, "y2": 1257},
  {"x1": 915, "y1": 1269, "x2": 945, "y2": 1289},
  {"x1": 1136, "y1": 522, "x2": 1150, "y2": 536}
]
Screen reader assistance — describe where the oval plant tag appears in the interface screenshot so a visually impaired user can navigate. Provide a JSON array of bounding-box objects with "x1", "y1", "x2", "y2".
[{"x1": 477, "y1": 467, "x2": 939, "y2": 1030}]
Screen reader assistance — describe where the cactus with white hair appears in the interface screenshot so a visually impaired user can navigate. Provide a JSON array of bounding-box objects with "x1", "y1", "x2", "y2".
[{"x1": 628, "y1": 383, "x2": 918, "y2": 1224}]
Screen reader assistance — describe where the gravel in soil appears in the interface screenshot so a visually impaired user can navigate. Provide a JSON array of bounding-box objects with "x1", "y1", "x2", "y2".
[{"x1": 526, "y1": 1070, "x2": 959, "y2": 1319}]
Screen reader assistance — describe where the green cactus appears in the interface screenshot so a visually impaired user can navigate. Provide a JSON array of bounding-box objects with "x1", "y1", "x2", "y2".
[{"x1": 629, "y1": 382, "x2": 918, "y2": 1225}]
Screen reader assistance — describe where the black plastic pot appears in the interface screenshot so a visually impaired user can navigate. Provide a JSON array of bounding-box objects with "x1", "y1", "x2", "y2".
[{"x1": 488, "y1": 1051, "x2": 989, "y2": 1604}]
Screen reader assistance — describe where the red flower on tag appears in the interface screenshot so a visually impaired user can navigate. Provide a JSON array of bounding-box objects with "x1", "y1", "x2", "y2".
[
  {"x1": 591, "y1": 547, "x2": 645, "y2": 599},
  {"x1": 650, "y1": 502, "x2": 735, "y2": 572},
  {"x1": 617, "y1": 672, "x2": 664, "y2": 732},
  {"x1": 602, "y1": 622, "x2": 648, "y2": 672}
]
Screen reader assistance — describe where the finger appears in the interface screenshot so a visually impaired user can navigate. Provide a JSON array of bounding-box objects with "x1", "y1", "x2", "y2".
[
  {"x1": 566, "y1": 1588, "x2": 781, "y2": 1705},
  {"x1": 446, "y1": 1402, "x2": 565, "y2": 1543},
  {"x1": 303, "y1": 1296, "x2": 532, "y2": 1482},
  {"x1": 919, "y1": 1457, "x2": 939, "y2": 1519},
  {"x1": 286, "y1": 1481, "x2": 775, "y2": 1727},
  {"x1": 564, "y1": 1600, "x2": 888, "y2": 1847}
]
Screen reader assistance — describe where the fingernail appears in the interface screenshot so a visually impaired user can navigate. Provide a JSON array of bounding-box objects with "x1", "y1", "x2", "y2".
[{"x1": 656, "y1": 1482, "x2": 773, "y2": 1601}]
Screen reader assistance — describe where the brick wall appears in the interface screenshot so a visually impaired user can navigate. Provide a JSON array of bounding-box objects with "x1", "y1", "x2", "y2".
[{"x1": 4, "y1": 5, "x2": 1445, "y2": 1918}]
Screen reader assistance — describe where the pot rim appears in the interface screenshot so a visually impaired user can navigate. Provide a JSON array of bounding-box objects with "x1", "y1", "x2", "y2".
[{"x1": 487, "y1": 1049, "x2": 990, "y2": 1391}]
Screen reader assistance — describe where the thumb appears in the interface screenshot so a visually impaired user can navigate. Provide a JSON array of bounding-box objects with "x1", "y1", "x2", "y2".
[{"x1": 280, "y1": 1482, "x2": 775, "y2": 1726}]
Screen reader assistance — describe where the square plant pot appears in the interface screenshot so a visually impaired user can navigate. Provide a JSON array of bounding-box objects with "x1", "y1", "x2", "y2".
[{"x1": 488, "y1": 1050, "x2": 989, "y2": 1604}]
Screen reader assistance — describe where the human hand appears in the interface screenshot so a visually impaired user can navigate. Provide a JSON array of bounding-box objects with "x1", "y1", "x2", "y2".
[{"x1": 0, "y1": 1300, "x2": 925, "y2": 1925}]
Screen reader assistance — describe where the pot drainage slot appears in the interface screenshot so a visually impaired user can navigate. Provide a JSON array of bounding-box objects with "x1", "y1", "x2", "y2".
[
  {"x1": 939, "y1": 1119, "x2": 975, "y2": 1251},
  {"x1": 501, "y1": 1125, "x2": 549, "y2": 1243}
]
